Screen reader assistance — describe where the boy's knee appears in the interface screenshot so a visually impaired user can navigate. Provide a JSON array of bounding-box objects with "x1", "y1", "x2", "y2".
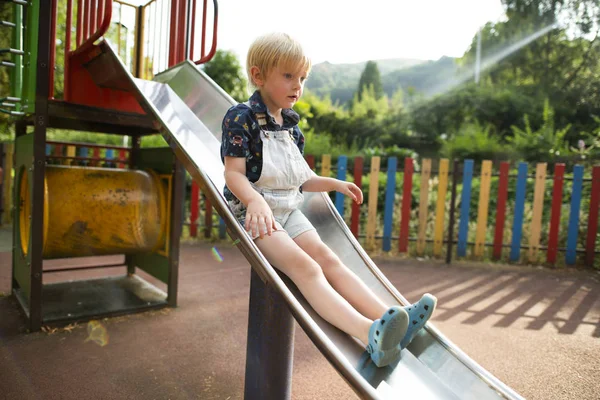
[
  {"x1": 313, "y1": 247, "x2": 342, "y2": 273},
  {"x1": 288, "y1": 252, "x2": 322, "y2": 282}
]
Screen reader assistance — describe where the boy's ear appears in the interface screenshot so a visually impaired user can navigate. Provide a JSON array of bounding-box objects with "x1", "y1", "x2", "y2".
[{"x1": 249, "y1": 66, "x2": 264, "y2": 87}]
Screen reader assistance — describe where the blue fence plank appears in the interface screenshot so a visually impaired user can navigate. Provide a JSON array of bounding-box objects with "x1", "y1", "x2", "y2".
[
  {"x1": 335, "y1": 155, "x2": 347, "y2": 216},
  {"x1": 457, "y1": 159, "x2": 474, "y2": 257},
  {"x1": 45, "y1": 144, "x2": 51, "y2": 156},
  {"x1": 382, "y1": 157, "x2": 397, "y2": 252},
  {"x1": 566, "y1": 165, "x2": 584, "y2": 265},
  {"x1": 510, "y1": 162, "x2": 528, "y2": 262},
  {"x1": 105, "y1": 149, "x2": 114, "y2": 167},
  {"x1": 219, "y1": 217, "x2": 226, "y2": 239},
  {"x1": 79, "y1": 147, "x2": 88, "y2": 166}
]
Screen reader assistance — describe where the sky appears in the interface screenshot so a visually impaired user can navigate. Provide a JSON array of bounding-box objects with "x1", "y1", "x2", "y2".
[
  {"x1": 123, "y1": 0, "x2": 507, "y2": 66},
  {"x1": 214, "y1": 0, "x2": 507, "y2": 65}
]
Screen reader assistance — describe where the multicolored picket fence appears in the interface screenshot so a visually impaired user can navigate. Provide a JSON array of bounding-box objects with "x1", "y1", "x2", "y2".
[
  {"x1": 190, "y1": 155, "x2": 600, "y2": 268},
  {"x1": 1, "y1": 142, "x2": 598, "y2": 268}
]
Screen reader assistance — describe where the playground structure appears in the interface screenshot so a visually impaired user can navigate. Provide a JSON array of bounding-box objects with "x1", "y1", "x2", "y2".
[
  {"x1": 2, "y1": 0, "x2": 218, "y2": 332},
  {"x1": 1, "y1": 1, "x2": 533, "y2": 399}
]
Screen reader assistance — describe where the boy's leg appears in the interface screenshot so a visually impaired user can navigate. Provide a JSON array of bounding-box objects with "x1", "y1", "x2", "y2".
[
  {"x1": 254, "y1": 231, "x2": 372, "y2": 345},
  {"x1": 293, "y1": 230, "x2": 389, "y2": 321}
]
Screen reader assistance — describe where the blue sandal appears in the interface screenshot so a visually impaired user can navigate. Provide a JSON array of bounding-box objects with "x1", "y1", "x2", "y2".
[
  {"x1": 366, "y1": 306, "x2": 409, "y2": 367},
  {"x1": 400, "y1": 293, "x2": 437, "y2": 349}
]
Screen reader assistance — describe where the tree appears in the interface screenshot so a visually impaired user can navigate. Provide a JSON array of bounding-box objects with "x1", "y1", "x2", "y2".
[
  {"x1": 201, "y1": 50, "x2": 248, "y2": 102},
  {"x1": 356, "y1": 61, "x2": 383, "y2": 101}
]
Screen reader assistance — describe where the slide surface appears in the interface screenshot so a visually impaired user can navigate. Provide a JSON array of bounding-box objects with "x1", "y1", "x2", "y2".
[{"x1": 91, "y1": 39, "x2": 524, "y2": 400}]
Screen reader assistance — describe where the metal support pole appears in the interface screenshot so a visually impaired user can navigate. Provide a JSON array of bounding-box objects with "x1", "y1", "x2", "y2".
[
  {"x1": 244, "y1": 269, "x2": 295, "y2": 400},
  {"x1": 28, "y1": 0, "x2": 53, "y2": 332},
  {"x1": 166, "y1": 158, "x2": 184, "y2": 307}
]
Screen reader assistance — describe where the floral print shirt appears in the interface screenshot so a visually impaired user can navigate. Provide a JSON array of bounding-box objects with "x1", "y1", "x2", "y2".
[{"x1": 220, "y1": 90, "x2": 306, "y2": 202}]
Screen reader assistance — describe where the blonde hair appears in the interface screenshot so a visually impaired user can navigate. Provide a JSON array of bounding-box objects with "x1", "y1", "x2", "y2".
[{"x1": 246, "y1": 32, "x2": 312, "y2": 88}]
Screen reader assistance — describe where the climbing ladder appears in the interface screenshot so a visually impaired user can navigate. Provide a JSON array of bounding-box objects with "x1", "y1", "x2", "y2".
[{"x1": 1, "y1": 0, "x2": 26, "y2": 117}]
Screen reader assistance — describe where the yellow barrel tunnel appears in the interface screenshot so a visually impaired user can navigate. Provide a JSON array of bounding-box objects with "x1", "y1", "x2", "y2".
[{"x1": 19, "y1": 165, "x2": 169, "y2": 259}]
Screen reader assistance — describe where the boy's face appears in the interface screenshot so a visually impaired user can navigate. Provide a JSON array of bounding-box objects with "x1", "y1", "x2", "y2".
[{"x1": 257, "y1": 65, "x2": 308, "y2": 112}]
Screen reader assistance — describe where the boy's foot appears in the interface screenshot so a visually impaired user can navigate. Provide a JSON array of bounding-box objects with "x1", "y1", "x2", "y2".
[
  {"x1": 366, "y1": 306, "x2": 409, "y2": 367},
  {"x1": 400, "y1": 293, "x2": 437, "y2": 349}
]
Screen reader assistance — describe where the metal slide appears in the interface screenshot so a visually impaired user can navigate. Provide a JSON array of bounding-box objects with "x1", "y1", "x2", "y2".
[{"x1": 92, "y1": 39, "x2": 524, "y2": 400}]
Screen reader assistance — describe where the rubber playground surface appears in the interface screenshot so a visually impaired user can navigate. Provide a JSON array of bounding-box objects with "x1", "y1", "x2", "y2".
[{"x1": 0, "y1": 225, "x2": 599, "y2": 400}]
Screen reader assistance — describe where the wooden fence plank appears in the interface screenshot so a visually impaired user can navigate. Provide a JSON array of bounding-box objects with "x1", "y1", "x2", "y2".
[
  {"x1": 66, "y1": 145, "x2": 76, "y2": 166},
  {"x1": 383, "y1": 157, "x2": 397, "y2": 252},
  {"x1": 321, "y1": 154, "x2": 331, "y2": 177},
  {"x1": 350, "y1": 157, "x2": 363, "y2": 239},
  {"x1": 433, "y1": 158, "x2": 449, "y2": 257},
  {"x1": 547, "y1": 164, "x2": 565, "y2": 265},
  {"x1": 416, "y1": 159, "x2": 431, "y2": 255},
  {"x1": 510, "y1": 162, "x2": 528, "y2": 262},
  {"x1": 398, "y1": 158, "x2": 413, "y2": 253},
  {"x1": 586, "y1": 166, "x2": 600, "y2": 266},
  {"x1": 457, "y1": 159, "x2": 474, "y2": 257},
  {"x1": 566, "y1": 165, "x2": 584, "y2": 265},
  {"x1": 335, "y1": 155, "x2": 347, "y2": 216},
  {"x1": 474, "y1": 160, "x2": 492, "y2": 258},
  {"x1": 190, "y1": 181, "x2": 199, "y2": 237},
  {"x1": 528, "y1": 163, "x2": 547, "y2": 263},
  {"x1": 493, "y1": 162, "x2": 510, "y2": 260},
  {"x1": 367, "y1": 157, "x2": 381, "y2": 251}
]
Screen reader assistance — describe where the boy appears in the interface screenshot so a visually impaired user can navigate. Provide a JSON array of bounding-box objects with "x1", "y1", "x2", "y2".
[{"x1": 221, "y1": 32, "x2": 436, "y2": 367}]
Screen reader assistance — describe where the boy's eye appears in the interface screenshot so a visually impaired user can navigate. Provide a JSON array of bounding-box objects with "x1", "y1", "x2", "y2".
[
  {"x1": 300, "y1": 76, "x2": 307, "y2": 83},
  {"x1": 284, "y1": 73, "x2": 293, "y2": 79}
]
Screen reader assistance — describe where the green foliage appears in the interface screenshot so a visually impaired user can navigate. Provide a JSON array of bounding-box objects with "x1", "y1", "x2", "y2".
[
  {"x1": 357, "y1": 61, "x2": 384, "y2": 101},
  {"x1": 442, "y1": 121, "x2": 512, "y2": 163},
  {"x1": 201, "y1": 50, "x2": 248, "y2": 102},
  {"x1": 508, "y1": 99, "x2": 572, "y2": 162},
  {"x1": 350, "y1": 85, "x2": 388, "y2": 118}
]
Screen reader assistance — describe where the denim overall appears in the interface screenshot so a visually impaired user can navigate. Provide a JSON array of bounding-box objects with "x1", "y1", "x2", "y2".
[{"x1": 229, "y1": 105, "x2": 314, "y2": 237}]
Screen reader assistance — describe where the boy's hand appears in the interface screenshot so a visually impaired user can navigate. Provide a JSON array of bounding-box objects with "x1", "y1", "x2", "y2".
[
  {"x1": 335, "y1": 180, "x2": 363, "y2": 204},
  {"x1": 245, "y1": 198, "x2": 277, "y2": 239}
]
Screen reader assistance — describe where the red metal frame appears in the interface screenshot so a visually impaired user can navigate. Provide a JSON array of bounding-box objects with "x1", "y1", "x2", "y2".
[
  {"x1": 193, "y1": 0, "x2": 218, "y2": 65},
  {"x1": 48, "y1": 0, "x2": 218, "y2": 113}
]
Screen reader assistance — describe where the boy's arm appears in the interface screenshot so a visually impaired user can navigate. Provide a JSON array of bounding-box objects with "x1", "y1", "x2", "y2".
[
  {"x1": 224, "y1": 157, "x2": 264, "y2": 206},
  {"x1": 301, "y1": 174, "x2": 340, "y2": 193}
]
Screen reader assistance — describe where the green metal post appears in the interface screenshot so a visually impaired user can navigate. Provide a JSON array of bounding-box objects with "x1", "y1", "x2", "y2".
[{"x1": 21, "y1": 0, "x2": 40, "y2": 114}]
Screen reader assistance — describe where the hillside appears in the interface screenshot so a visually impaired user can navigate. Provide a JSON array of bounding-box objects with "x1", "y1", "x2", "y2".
[{"x1": 305, "y1": 56, "x2": 460, "y2": 106}]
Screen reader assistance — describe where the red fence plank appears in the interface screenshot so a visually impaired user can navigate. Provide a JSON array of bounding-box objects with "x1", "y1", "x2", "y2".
[
  {"x1": 351, "y1": 157, "x2": 363, "y2": 238},
  {"x1": 190, "y1": 181, "x2": 199, "y2": 238},
  {"x1": 92, "y1": 147, "x2": 100, "y2": 167},
  {"x1": 118, "y1": 149, "x2": 127, "y2": 169},
  {"x1": 493, "y1": 161, "x2": 510, "y2": 260},
  {"x1": 398, "y1": 158, "x2": 413, "y2": 253},
  {"x1": 305, "y1": 154, "x2": 315, "y2": 170},
  {"x1": 586, "y1": 166, "x2": 600, "y2": 266},
  {"x1": 547, "y1": 164, "x2": 565, "y2": 264},
  {"x1": 204, "y1": 191, "x2": 212, "y2": 238}
]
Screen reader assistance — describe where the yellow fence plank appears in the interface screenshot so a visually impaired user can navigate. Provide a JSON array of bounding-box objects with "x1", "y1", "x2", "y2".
[
  {"x1": 366, "y1": 157, "x2": 380, "y2": 251},
  {"x1": 433, "y1": 159, "x2": 449, "y2": 257},
  {"x1": 66, "y1": 145, "x2": 76, "y2": 166},
  {"x1": 321, "y1": 154, "x2": 331, "y2": 177},
  {"x1": 416, "y1": 159, "x2": 431, "y2": 255},
  {"x1": 474, "y1": 160, "x2": 492, "y2": 257},
  {"x1": 2, "y1": 143, "x2": 14, "y2": 225},
  {"x1": 529, "y1": 163, "x2": 547, "y2": 263}
]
